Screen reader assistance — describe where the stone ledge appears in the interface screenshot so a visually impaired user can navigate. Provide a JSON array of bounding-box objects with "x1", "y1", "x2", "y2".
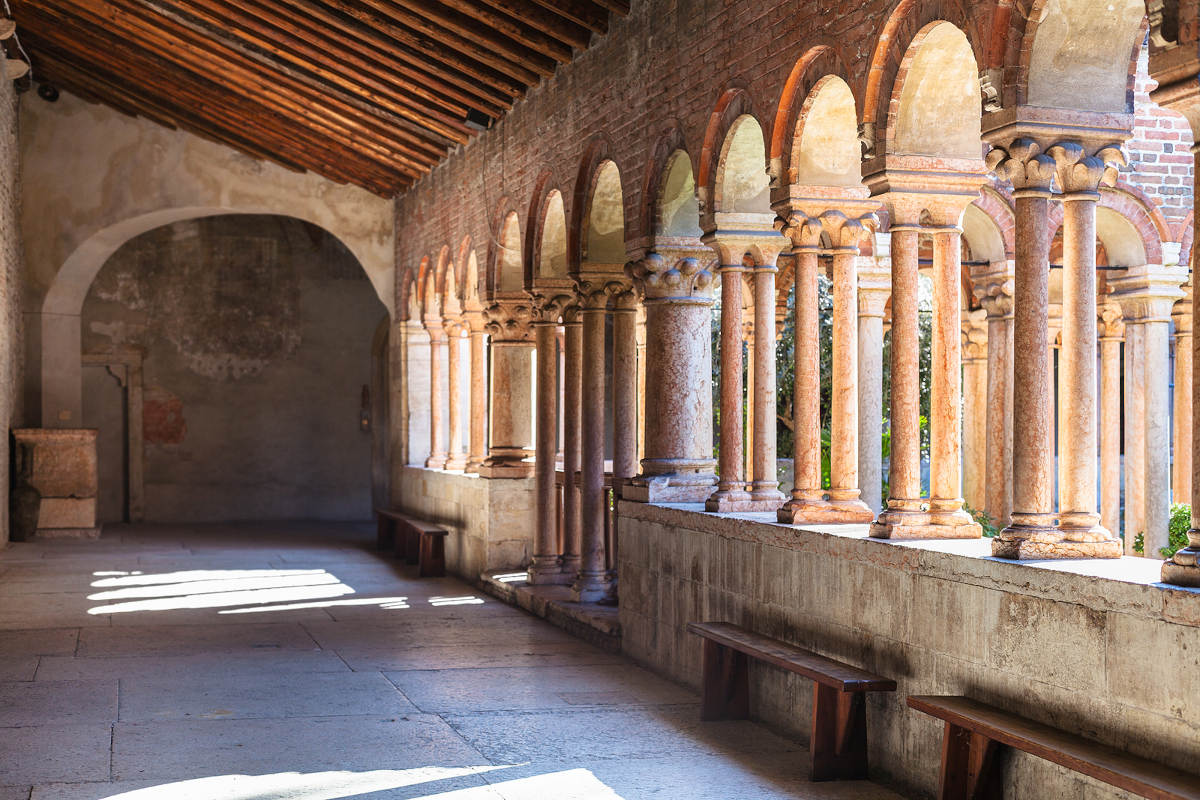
[
  {"x1": 480, "y1": 569, "x2": 620, "y2": 652},
  {"x1": 617, "y1": 500, "x2": 1200, "y2": 628}
]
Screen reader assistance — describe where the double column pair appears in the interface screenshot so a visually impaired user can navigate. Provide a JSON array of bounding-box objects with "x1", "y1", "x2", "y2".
[
  {"x1": 422, "y1": 317, "x2": 487, "y2": 472},
  {"x1": 987, "y1": 136, "x2": 1123, "y2": 558},
  {"x1": 528, "y1": 283, "x2": 639, "y2": 602}
]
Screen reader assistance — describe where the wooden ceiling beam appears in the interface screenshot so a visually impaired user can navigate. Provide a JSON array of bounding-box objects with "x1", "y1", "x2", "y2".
[
  {"x1": 317, "y1": 0, "x2": 529, "y2": 93},
  {"x1": 426, "y1": 0, "x2": 574, "y2": 62},
  {"x1": 18, "y1": 13, "x2": 422, "y2": 189},
  {"x1": 523, "y1": 0, "x2": 609, "y2": 35},
  {"x1": 277, "y1": 0, "x2": 512, "y2": 117},
  {"x1": 37, "y1": 0, "x2": 443, "y2": 173},
  {"x1": 468, "y1": 0, "x2": 592, "y2": 49},
  {"x1": 399, "y1": 0, "x2": 568, "y2": 67},
  {"x1": 587, "y1": 0, "x2": 629, "y2": 15},
  {"x1": 146, "y1": 0, "x2": 471, "y2": 146}
]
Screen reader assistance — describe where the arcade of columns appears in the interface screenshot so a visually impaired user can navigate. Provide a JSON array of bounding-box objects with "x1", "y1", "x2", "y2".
[{"x1": 402, "y1": 50, "x2": 1200, "y2": 599}]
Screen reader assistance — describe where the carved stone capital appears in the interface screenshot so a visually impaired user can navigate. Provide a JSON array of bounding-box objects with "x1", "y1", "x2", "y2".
[
  {"x1": 573, "y1": 277, "x2": 625, "y2": 310},
  {"x1": 627, "y1": 253, "x2": 717, "y2": 302},
  {"x1": 1173, "y1": 284, "x2": 1193, "y2": 336},
  {"x1": 1098, "y1": 302, "x2": 1126, "y2": 340},
  {"x1": 971, "y1": 260, "x2": 1015, "y2": 319},
  {"x1": 1047, "y1": 141, "x2": 1126, "y2": 195},
  {"x1": 985, "y1": 138, "x2": 1057, "y2": 193},
  {"x1": 702, "y1": 213, "x2": 789, "y2": 265},
  {"x1": 961, "y1": 308, "x2": 989, "y2": 361},
  {"x1": 484, "y1": 301, "x2": 535, "y2": 341},
  {"x1": 1109, "y1": 262, "x2": 1189, "y2": 323},
  {"x1": 857, "y1": 260, "x2": 891, "y2": 318},
  {"x1": 530, "y1": 290, "x2": 575, "y2": 323}
]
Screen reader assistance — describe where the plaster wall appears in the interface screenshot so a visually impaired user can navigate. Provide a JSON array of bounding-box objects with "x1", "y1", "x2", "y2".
[
  {"x1": 618, "y1": 503, "x2": 1200, "y2": 800},
  {"x1": 81, "y1": 215, "x2": 383, "y2": 522},
  {"x1": 19, "y1": 92, "x2": 394, "y2": 428},
  {"x1": 396, "y1": 465, "x2": 535, "y2": 580}
]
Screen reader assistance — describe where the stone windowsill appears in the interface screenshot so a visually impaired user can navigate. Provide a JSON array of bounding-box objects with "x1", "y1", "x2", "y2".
[{"x1": 618, "y1": 501, "x2": 1200, "y2": 628}]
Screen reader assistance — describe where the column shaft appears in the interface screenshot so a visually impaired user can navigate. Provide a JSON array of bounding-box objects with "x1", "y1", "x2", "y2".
[
  {"x1": 887, "y1": 228, "x2": 921, "y2": 504},
  {"x1": 1124, "y1": 323, "x2": 1146, "y2": 551},
  {"x1": 425, "y1": 331, "x2": 447, "y2": 470},
  {"x1": 858, "y1": 309, "x2": 885, "y2": 516},
  {"x1": 1145, "y1": 318, "x2": 1172, "y2": 555},
  {"x1": 984, "y1": 310, "x2": 1014, "y2": 526},
  {"x1": 445, "y1": 328, "x2": 466, "y2": 471},
  {"x1": 794, "y1": 249, "x2": 821, "y2": 500},
  {"x1": 573, "y1": 304, "x2": 612, "y2": 601},
  {"x1": 1173, "y1": 324, "x2": 1192, "y2": 505},
  {"x1": 828, "y1": 250, "x2": 872, "y2": 521},
  {"x1": 1099, "y1": 335, "x2": 1122, "y2": 536},
  {"x1": 466, "y1": 328, "x2": 487, "y2": 472},
  {"x1": 529, "y1": 322, "x2": 562, "y2": 583},
  {"x1": 751, "y1": 266, "x2": 782, "y2": 501},
  {"x1": 707, "y1": 265, "x2": 751, "y2": 509},
  {"x1": 612, "y1": 300, "x2": 639, "y2": 482},
  {"x1": 562, "y1": 318, "x2": 582, "y2": 574},
  {"x1": 928, "y1": 228, "x2": 971, "y2": 531}
]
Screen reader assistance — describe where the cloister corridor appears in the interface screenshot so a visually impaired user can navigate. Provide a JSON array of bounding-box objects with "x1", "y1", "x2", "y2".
[{"x1": 0, "y1": 524, "x2": 902, "y2": 800}]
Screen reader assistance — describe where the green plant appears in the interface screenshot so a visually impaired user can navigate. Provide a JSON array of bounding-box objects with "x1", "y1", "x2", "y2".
[
  {"x1": 965, "y1": 504, "x2": 999, "y2": 538},
  {"x1": 1132, "y1": 505, "x2": 1191, "y2": 558}
]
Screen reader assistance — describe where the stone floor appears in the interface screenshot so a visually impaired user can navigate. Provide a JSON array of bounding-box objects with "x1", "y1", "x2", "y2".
[{"x1": 0, "y1": 522, "x2": 907, "y2": 800}]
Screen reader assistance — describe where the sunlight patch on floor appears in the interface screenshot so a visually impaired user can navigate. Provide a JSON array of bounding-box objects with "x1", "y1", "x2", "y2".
[
  {"x1": 86, "y1": 569, "x2": 355, "y2": 615},
  {"x1": 219, "y1": 596, "x2": 412, "y2": 614}
]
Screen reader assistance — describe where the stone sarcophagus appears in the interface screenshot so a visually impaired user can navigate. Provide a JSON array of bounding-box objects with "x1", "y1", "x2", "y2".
[{"x1": 11, "y1": 428, "x2": 100, "y2": 540}]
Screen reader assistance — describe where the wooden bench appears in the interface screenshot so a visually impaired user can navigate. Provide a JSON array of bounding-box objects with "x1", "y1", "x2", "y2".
[
  {"x1": 374, "y1": 508, "x2": 448, "y2": 578},
  {"x1": 908, "y1": 695, "x2": 1200, "y2": 800},
  {"x1": 687, "y1": 621, "x2": 896, "y2": 781}
]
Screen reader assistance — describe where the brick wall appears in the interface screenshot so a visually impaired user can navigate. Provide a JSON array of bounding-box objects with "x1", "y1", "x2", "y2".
[{"x1": 394, "y1": 0, "x2": 1193, "y2": 297}]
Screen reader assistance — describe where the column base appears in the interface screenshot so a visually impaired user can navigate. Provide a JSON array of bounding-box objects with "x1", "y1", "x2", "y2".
[
  {"x1": 870, "y1": 505, "x2": 982, "y2": 539},
  {"x1": 706, "y1": 489, "x2": 782, "y2": 512},
  {"x1": 1162, "y1": 546, "x2": 1200, "y2": 587},
  {"x1": 425, "y1": 455, "x2": 448, "y2": 470},
  {"x1": 465, "y1": 458, "x2": 485, "y2": 473},
  {"x1": 992, "y1": 527, "x2": 1122, "y2": 560},
  {"x1": 571, "y1": 571, "x2": 614, "y2": 603},
  {"x1": 624, "y1": 465, "x2": 718, "y2": 503},
  {"x1": 528, "y1": 558, "x2": 571, "y2": 585},
  {"x1": 779, "y1": 497, "x2": 875, "y2": 525},
  {"x1": 443, "y1": 454, "x2": 469, "y2": 472},
  {"x1": 476, "y1": 458, "x2": 535, "y2": 478}
]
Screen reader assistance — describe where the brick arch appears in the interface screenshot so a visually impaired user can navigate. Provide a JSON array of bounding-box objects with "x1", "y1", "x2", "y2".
[
  {"x1": 525, "y1": 169, "x2": 569, "y2": 289},
  {"x1": 486, "y1": 197, "x2": 522, "y2": 299},
  {"x1": 970, "y1": 186, "x2": 1016, "y2": 259},
  {"x1": 416, "y1": 254, "x2": 436, "y2": 320},
  {"x1": 640, "y1": 123, "x2": 696, "y2": 242},
  {"x1": 398, "y1": 265, "x2": 419, "y2": 322},
  {"x1": 696, "y1": 87, "x2": 770, "y2": 225},
  {"x1": 570, "y1": 136, "x2": 629, "y2": 270},
  {"x1": 1174, "y1": 211, "x2": 1193, "y2": 268},
  {"x1": 862, "y1": 0, "x2": 983, "y2": 156},
  {"x1": 1099, "y1": 184, "x2": 1167, "y2": 265},
  {"x1": 769, "y1": 44, "x2": 856, "y2": 187}
]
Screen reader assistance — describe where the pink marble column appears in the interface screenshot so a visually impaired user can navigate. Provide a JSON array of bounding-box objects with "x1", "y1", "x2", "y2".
[
  {"x1": 561, "y1": 307, "x2": 582, "y2": 575},
  {"x1": 1173, "y1": 289, "x2": 1193, "y2": 507},
  {"x1": 994, "y1": 187, "x2": 1058, "y2": 555},
  {"x1": 976, "y1": 268, "x2": 1014, "y2": 527},
  {"x1": 1056, "y1": 190, "x2": 1118, "y2": 554},
  {"x1": 871, "y1": 225, "x2": 926, "y2": 537},
  {"x1": 466, "y1": 318, "x2": 488, "y2": 473},
  {"x1": 751, "y1": 263, "x2": 784, "y2": 504},
  {"x1": 827, "y1": 246, "x2": 873, "y2": 521},
  {"x1": 1163, "y1": 142, "x2": 1200, "y2": 583},
  {"x1": 612, "y1": 290, "x2": 639, "y2": 483},
  {"x1": 961, "y1": 309, "x2": 989, "y2": 514},
  {"x1": 1098, "y1": 306, "x2": 1124, "y2": 538},
  {"x1": 743, "y1": 316, "x2": 755, "y2": 485},
  {"x1": 707, "y1": 262, "x2": 751, "y2": 510},
  {"x1": 479, "y1": 303, "x2": 536, "y2": 478},
  {"x1": 623, "y1": 254, "x2": 718, "y2": 502},
  {"x1": 780, "y1": 244, "x2": 824, "y2": 521},
  {"x1": 857, "y1": 257, "x2": 892, "y2": 517},
  {"x1": 444, "y1": 323, "x2": 468, "y2": 471},
  {"x1": 425, "y1": 326, "x2": 448, "y2": 470},
  {"x1": 529, "y1": 316, "x2": 563, "y2": 584},
  {"x1": 1124, "y1": 320, "x2": 1146, "y2": 551},
  {"x1": 573, "y1": 290, "x2": 612, "y2": 602}
]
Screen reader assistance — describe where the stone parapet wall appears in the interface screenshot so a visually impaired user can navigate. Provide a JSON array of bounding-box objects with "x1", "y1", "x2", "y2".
[
  {"x1": 617, "y1": 502, "x2": 1200, "y2": 799},
  {"x1": 395, "y1": 465, "x2": 535, "y2": 581}
]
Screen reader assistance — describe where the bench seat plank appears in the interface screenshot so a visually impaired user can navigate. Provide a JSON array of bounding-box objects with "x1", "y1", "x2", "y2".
[
  {"x1": 909, "y1": 695, "x2": 1200, "y2": 800},
  {"x1": 374, "y1": 508, "x2": 448, "y2": 535},
  {"x1": 688, "y1": 621, "x2": 896, "y2": 692}
]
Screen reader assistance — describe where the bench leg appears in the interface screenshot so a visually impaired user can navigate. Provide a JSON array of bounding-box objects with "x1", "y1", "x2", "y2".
[
  {"x1": 939, "y1": 722, "x2": 1001, "y2": 800},
  {"x1": 419, "y1": 533, "x2": 445, "y2": 578},
  {"x1": 376, "y1": 516, "x2": 393, "y2": 551},
  {"x1": 700, "y1": 639, "x2": 749, "y2": 721},
  {"x1": 810, "y1": 684, "x2": 869, "y2": 781},
  {"x1": 404, "y1": 529, "x2": 420, "y2": 565},
  {"x1": 391, "y1": 522, "x2": 406, "y2": 560}
]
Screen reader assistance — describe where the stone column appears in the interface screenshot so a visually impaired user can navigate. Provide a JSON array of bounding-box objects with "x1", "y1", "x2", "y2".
[
  {"x1": 975, "y1": 264, "x2": 1014, "y2": 527},
  {"x1": 707, "y1": 260, "x2": 751, "y2": 510},
  {"x1": 1098, "y1": 304, "x2": 1124, "y2": 538},
  {"x1": 857, "y1": 255, "x2": 891, "y2": 517},
  {"x1": 989, "y1": 141, "x2": 1061, "y2": 556},
  {"x1": 871, "y1": 223, "x2": 925, "y2": 537},
  {"x1": 466, "y1": 316, "x2": 488, "y2": 473},
  {"x1": 425, "y1": 323, "x2": 448, "y2": 470},
  {"x1": 612, "y1": 289, "x2": 639, "y2": 484},
  {"x1": 562, "y1": 305, "x2": 582, "y2": 575},
  {"x1": 751, "y1": 261, "x2": 784, "y2": 505},
  {"x1": 573, "y1": 287, "x2": 613, "y2": 602},
  {"x1": 1048, "y1": 142, "x2": 1122, "y2": 556},
  {"x1": 479, "y1": 302, "x2": 536, "y2": 478},
  {"x1": 1173, "y1": 286, "x2": 1193, "y2": 506},
  {"x1": 742, "y1": 314, "x2": 755, "y2": 485},
  {"x1": 623, "y1": 254, "x2": 718, "y2": 502},
  {"x1": 961, "y1": 308, "x2": 989, "y2": 514},
  {"x1": 635, "y1": 304, "x2": 647, "y2": 468},
  {"x1": 1112, "y1": 263, "x2": 1187, "y2": 556},
  {"x1": 529, "y1": 298, "x2": 566, "y2": 584},
  {"x1": 443, "y1": 322, "x2": 468, "y2": 471}
]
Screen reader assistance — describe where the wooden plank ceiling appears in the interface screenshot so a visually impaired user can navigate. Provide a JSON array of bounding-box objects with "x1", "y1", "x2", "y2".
[{"x1": 10, "y1": 0, "x2": 627, "y2": 196}]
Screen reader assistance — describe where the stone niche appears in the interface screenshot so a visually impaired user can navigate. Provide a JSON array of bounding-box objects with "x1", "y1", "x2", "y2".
[{"x1": 11, "y1": 429, "x2": 100, "y2": 540}]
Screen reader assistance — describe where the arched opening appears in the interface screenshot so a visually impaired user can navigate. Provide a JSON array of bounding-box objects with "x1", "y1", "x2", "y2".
[
  {"x1": 583, "y1": 161, "x2": 626, "y2": 264},
  {"x1": 791, "y1": 75, "x2": 861, "y2": 187},
  {"x1": 657, "y1": 151, "x2": 701, "y2": 238},
  {"x1": 80, "y1": 214, "x2": 385, "y2": 523},
  {"x1": 892, "y1": 22, "x2": 983, "y2": 160},
  {"x1": 714, "y1": 115, "x2": 771, "y2": 214},
  {"x1": 1025, "y1": 0, "x2": 1145, "y2": 113},
  {"x1": 495, "y1": 212, "x2": 524, "y2": 294},
  {"x1": 537, "y1": 191, "x2": 569, "y2": 279}
]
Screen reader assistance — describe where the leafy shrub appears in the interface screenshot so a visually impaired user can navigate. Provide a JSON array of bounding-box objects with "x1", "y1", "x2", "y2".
[
  {"x1": 965, "y1": 504, "x2": 999, "y2": 538},
  {"x1": 1132, "y1": 504, "x2": 1191, "y2": 558}
]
